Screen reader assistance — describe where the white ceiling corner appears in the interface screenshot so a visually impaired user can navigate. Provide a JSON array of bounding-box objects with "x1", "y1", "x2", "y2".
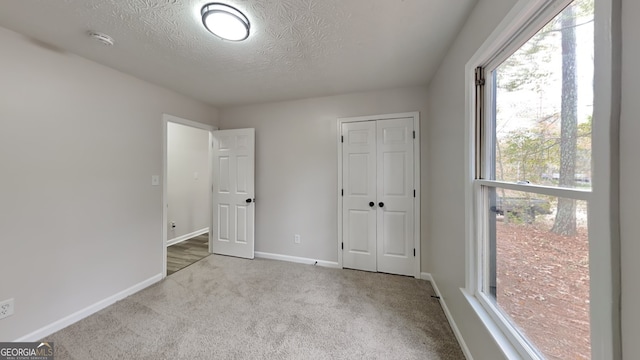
[{"x1": 0, "y1": 0, "x2": 477, "y2": 107}]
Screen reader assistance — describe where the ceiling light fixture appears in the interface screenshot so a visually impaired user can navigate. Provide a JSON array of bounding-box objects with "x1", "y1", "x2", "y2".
[{"x1": 201, "y1": 3, "x2": 250, "y2": 41}]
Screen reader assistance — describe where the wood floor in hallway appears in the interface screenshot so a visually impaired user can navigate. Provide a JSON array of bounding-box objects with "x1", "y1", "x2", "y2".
[{"x1": 166, "y1": 233, "x2": 210, "y2": 275}]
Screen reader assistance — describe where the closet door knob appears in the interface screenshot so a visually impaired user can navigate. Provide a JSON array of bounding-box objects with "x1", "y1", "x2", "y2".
[
  {"x1": 378, "y1": 202, "x2": 384, "y2": 208},
  {"x1": 369, "y1": 202, "x2": 375, "y2": 207},
  {"x1": 246, "y1": 198, "x2": 252, "y2": 203}
]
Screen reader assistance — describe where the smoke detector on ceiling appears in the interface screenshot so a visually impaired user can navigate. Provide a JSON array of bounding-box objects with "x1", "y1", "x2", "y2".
[{"x1": 88, "y1": 31, "x2": 115, "y2": 46}]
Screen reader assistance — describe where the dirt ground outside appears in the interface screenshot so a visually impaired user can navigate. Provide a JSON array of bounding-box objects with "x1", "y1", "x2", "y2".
[{"x1": 495, "y1": 214, "x2": 590, "y2": 359}]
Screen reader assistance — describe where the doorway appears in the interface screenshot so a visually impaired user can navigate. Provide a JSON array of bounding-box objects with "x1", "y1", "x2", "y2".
[
  {"x1": 162, "y1": 114, "x2": 215, "y2": 278},
  {"x1": 337, "y1": 112, "x2": 420, "y2": 277}
]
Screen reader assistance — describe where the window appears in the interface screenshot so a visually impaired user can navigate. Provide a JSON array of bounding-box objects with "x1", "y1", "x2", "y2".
[{"x1": 466, "y1": 0, "x2": 618, "y2": 358}]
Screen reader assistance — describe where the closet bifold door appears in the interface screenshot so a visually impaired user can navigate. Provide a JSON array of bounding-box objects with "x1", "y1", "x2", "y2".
[
  {"x1": 341, "y1": 117, "x2": 415, "y2": 276},
  {"x1": 376, "y1": 118, "x2": 415, "y2": 276},
  {"x1": 342, "y1": 121, "x2": 377, "y2": 272}
]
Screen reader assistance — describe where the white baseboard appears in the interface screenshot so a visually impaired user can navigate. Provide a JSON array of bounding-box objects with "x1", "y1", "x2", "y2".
[
  {"x1": 167, "y1": 227, "x2": 209, "y2": 247},
  {"x1": 420, "y1": 272, "x2": 434, "y2": 281},
  {"x1": 420, "y1": 272, "x2": 473, "y2": 360},
  {"x1": 255, "y1": 252, "x2": 340, "y2": 269},
  {"x1": 15, "y1": 273, "x2": 163, "y2": 342}
]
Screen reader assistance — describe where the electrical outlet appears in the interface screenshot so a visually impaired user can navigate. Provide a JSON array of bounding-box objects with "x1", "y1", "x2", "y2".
[
  {"x1": 170, "y1": 221, "x2": 176, "y2": 229},
  {"x1": 294, "y1": 234, "x2": 301, "y2": 244},
  {"x1": 0, "y1": 298, "x2": 14, "y2": 320}
]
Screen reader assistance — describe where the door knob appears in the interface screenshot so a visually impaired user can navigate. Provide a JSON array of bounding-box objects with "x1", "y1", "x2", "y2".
[
  {"x1": 369, "y1": 201, "x2": 375, "y2": 207},
  {"x1": 378, "y1": 202, "x2": 384, "y2": 208},
  {"x1": 246, "y1": 198, "x2": 252, "y2": 203}
]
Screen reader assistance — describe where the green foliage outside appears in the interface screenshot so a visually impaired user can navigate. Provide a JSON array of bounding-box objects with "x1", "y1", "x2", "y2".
[{"x1": 494, "y1": 0, "x2": 594, "y2": 234}]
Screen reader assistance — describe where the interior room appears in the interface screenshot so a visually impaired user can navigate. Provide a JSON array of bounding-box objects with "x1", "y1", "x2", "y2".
[{"x1": 0, "y1": 0, "x2": 637, "y2": 358}]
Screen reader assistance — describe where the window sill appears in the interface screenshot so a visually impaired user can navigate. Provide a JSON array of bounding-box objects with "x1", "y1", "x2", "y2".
[{"x1": 460, "y1": 288, "x2": 524, "y2": 360}]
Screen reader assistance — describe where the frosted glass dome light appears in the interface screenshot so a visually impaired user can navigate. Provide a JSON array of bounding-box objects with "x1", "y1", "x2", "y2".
[{"x1": 201, "y1": 3, "x2": 250, "y2": 41}]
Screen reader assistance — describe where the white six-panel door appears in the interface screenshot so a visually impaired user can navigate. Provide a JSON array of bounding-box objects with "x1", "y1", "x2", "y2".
[
  {"x1": 342, "y1": 118, "x2": 415, "y2": 276},
  {"x1": 212, "y1": 129, "x2": 255, "y2": 259},
  {"x1": 342, "y1": 121, "x2": 377, "y2": 272},
  {"x1": 376, "y1": 118, "x2": 414, "y2": 276}
]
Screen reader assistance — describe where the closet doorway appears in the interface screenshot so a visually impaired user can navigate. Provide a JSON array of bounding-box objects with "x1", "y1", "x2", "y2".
[{"x1": 338, "y1": 112, "x2": 420, "y2": 277}]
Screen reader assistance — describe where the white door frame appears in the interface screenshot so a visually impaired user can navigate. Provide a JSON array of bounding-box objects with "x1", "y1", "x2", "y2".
[
  {"x1": 337, "y1": 112, "x2": 421, "y2": 278},
  {"x1": 162, "y1": 114, "x2": 217, "y2": 279}
]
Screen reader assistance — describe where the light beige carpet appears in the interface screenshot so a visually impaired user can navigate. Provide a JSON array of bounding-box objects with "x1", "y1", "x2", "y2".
[{"x1": 44, "y1": 255, "x2": 465, "y2": 359}]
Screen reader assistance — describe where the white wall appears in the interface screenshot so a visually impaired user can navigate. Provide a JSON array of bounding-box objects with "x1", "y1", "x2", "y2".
[
  {"x1": 620, "y1": 0, "x2": 640, "y2": 355},
  {"x1": 167, "y1": 123, "x2": 210, "y2": 242},
  {"x1": 219, "y1": 87, "x2": 428, "y2": 264},
  {"x1": 425, "y1": 0, "x2": 517, "y2": 358},
  {"x1": 0, "y1": 26, "x2": 218, "y2": 341}
]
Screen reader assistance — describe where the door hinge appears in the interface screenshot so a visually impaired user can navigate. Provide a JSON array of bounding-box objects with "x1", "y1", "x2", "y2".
[
  {"x1": 341, "y1": 189, "x2": 344, "y2": 196},
  {"x1": 414, "y1": 248, "x2": 416, "y2": 257},
  {"x1": 414, "y1": 189, "x2": 416, "y2": 198},
  {"x1": 413, "y1": 131, "x2": 415, "y2": 139},
  {"x1": 341, "y1": 135, "x2": 344, "y2": 143},
  {"x1": 341, "y1": 242, "x2": 344, "y2": 250}
]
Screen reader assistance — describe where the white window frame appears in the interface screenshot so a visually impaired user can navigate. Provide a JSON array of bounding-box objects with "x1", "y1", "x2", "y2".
[{"x1": 462, "y1": 0, "x2": 621, "y2": 359}]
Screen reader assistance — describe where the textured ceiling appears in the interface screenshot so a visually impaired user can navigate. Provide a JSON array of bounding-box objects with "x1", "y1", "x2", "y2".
[{"x1": 0, "y1": 0, "x2": 476, "y2": 107}]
